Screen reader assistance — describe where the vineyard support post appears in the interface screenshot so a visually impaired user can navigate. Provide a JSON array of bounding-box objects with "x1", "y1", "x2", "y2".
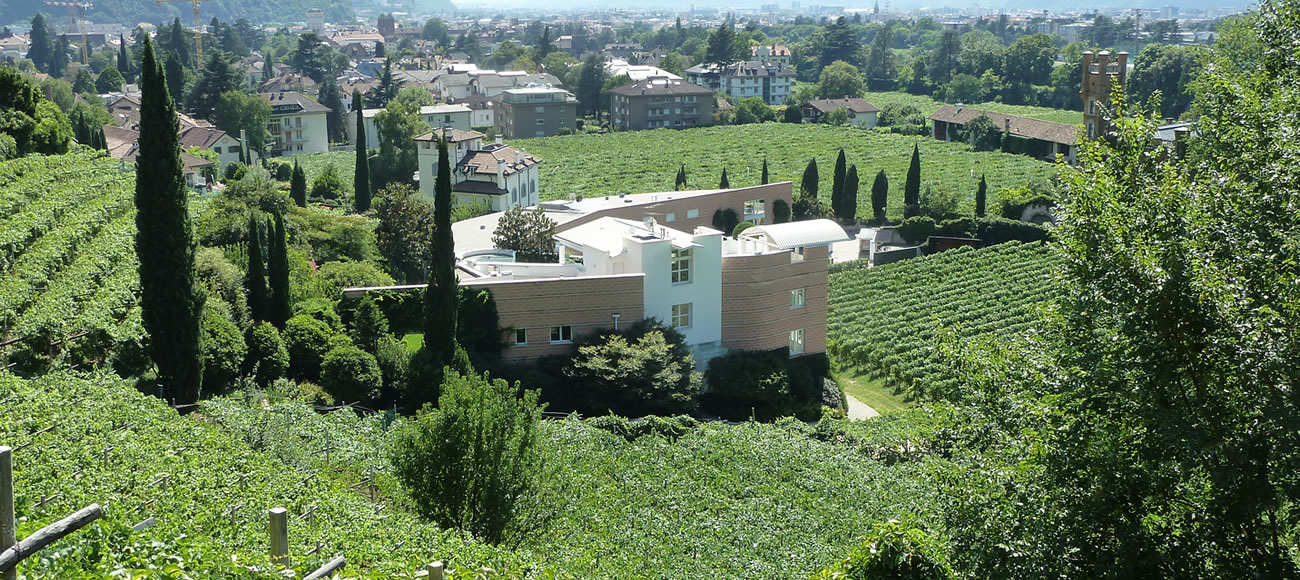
[
  {"x1": 1, "y1": 447, "x2": 14, "y2": 580},
  {"x1": 427, "y1": 561, "x2": 444, "y2": 580},
  {"x1": 269, "y1": 507, "x2": 289, "y2": 568}
]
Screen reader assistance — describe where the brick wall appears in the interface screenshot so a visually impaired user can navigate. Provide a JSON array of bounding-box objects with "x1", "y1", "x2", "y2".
[
  {"x1": 463, "y1": 273, "x2": 645, "y2": 361},
  {"x1": 720, "y1": 245, "x2": 830, "y2": 354}
]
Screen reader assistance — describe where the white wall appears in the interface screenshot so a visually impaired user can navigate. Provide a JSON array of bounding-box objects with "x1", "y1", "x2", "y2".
[
  {"x1": 271, "y1": 112, "x2": 329, "y2": 156},
  {"x1": 625, "y1": 232, "x2": 722, "y2": 348}
]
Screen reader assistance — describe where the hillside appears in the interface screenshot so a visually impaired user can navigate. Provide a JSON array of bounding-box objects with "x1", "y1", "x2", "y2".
[
  {"x1": 512, "y1": 123, "x2": 1057, "y2": 219},
  {"x1": 1, "y1": 0, "x2": 352, "y2": 29},
  {"x1": 827, "y1": 242, "x2": 1060, "y2": 399}
]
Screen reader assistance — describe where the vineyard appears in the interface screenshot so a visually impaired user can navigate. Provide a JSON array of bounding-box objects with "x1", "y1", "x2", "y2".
[
  {"x1": 513, "y1": 123, "x2": 1057, "y2": 218},
  {"x1": 827, "y1": 242, "x2": 1060, "y2": 398},
  {"x1": 864, "y1": 90, "x2": 1085, "y2": 126}
]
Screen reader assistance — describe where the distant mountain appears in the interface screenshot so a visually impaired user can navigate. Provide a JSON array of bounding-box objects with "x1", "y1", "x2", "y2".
[{"x1": 1, "y1": 0, "x2": 354, "y2": 29}]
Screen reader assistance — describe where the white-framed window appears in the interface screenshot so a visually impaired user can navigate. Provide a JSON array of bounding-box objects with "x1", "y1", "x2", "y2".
[
  {"x1": 671, "y1": 303, "x2": 692, "y2": 328},
  {"x1": 744, "y1": 199, "x2": 766, "y2": 216},
  {"x1": 670, "y1": 248, "x2": 691, "y2": 284},
  {"x1": 550, "y1": 325, "x2": 573, "y2": 343},
  {"x1": 686, "y1": 208, "x2": 699, "y2": 219},
  {"x1": 665, "y1": 212, "x2": 676, "y2": 222},
  {"x1": 791, "y1": 288, "x2": 806, "y2": 309},
  {"x1": 535, "y1": 106, "x2": 545, "y2": 113},
  {"x1": 515, "y1": 328, "x2": 528, "y2": 346},
  {"x1": 789, "y1": 328, "x2": 805, "y2": 355}
]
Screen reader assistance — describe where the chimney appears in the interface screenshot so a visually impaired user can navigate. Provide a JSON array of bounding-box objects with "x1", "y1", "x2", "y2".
[
  {"x1": 1004, "y1": 118, "x2": 1011, "y2": 133},
  {"x1": 497, "y1": 159, "x2": 504, "y2": 182},
  {"x1": 495, "y1": 135, "x2": 503, "y2": 146},
  {"x1": 516, "y1": 151, "x2": 523, "y2": 163}
]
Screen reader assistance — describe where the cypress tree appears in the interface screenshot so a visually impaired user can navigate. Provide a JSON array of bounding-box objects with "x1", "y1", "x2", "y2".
[
  {"x1": 135, "y1": 36, "x2": 205, "y2": 404},
  {"x1": 831, "y1": 148, "x2": 847, "y2": 218},
  {"x1": 29, "y1": 14, "x2": 51, "y2": 74},
  {"x1": 904, "y1": 143, "x2": 921, "y2": 214},
  {"x1": 268, "y1": 212, "x2": 292, "y2": 328},
  {"x1": 761, "y1": 158, "x2": 769, "y2": 184},
  {"x1": 117, "y1": 34, "x2": 133, "y2": 83},
  {"x1": 290, "y1": 161, "x2": 307, "y2": 207},
  {"x1": 423, "y1": 134, "x2": 458, "y2": 366},
  {"x1": 245, "y1": 215, "x2": 269, "y2": 322},
  {"x1": 872, "y1": 170, "x2": 889, "y2": 222},
  {"x1": 719, "y1": 167, "x2": 729, "y2": 189},
  {"x1": 353, "y1": 89, "x2": 372, "y2": 211},
  {"x1": 164, "y1": 50, "x2": 186, "y2": 110},
  {"x1": 800, "y1": 158, "x2": 818, "y2": 199},
  {"x1": 975, "y1": 174, "x2": 987, "y2": 217},
  {"x1": 841, "y1": 164, "x2": 859, "y2": 222}
]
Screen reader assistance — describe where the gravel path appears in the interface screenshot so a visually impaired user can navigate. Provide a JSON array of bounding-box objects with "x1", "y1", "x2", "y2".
[{"x1": 845, "y1": 394, "x2": 881, "y2": 420}]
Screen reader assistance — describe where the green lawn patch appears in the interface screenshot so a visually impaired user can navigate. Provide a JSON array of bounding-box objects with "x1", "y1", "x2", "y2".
[
  {"x1": 837, "y1": 368, "x2": 915, "y2": 414},
  {"x1": 403, "y1": 332, "x2": 424, "y2": 353}
]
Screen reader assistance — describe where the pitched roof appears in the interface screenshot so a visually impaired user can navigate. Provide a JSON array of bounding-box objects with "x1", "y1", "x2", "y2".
[
  {"x1": 609, "y1": 77, "x2": 713, "y2": 97},
  {"x1": 803, "y1": 98, "x2": 880, "y2": 114},
  {"x1": 260, "y1": 91, "x2": 332, "y2": 114},
  {"x1": 414, "y1": 127, "x2": 484, "y2": 143},
  {"x1": 724, "y1": 60, "x2": 796, "y2": 78},
  {"x1": 178, "y1": 126, "x2": 228, "y2": 149},
  {"x1": 929, "y1": 105, "x2": 1078, "y2": 146},
  {"x1": 457, "y1": 144, "x2": 541, "y2": 177},
  {"x1": 452, "y1": 180, "x2": 508, "y2": 195},
  {"x1": 752, "y1": 44, "x2": 791, "y2": 57},
  {"x1": 102, "y1": 124, "x2": 214, "y2": 171}
]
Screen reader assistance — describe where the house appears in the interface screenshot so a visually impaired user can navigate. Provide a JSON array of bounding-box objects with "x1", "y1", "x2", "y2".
[
  {"x1": 609, "y1": 77, "x2": 713, "y2": 131},
  {"x1": 349, "y1": 103, "x2": 473, "y2": 150},
  {"x1": 103, "y1": 125, "x2": 215, "y2": 188},
  {"x1": 178, "y1": 125, "x2": 245, "y2": 169},
  {"x1": 261, "y1": 91, "x2": 331, "y2": 156},
  {"x1": 800, "y1": 98, "x2": 880, "y2": 128},
  {"x1": 750, "y1": 44, "x2": 792, "y2": 64},
  {"x1": 0, "y1": 35, "x2": 28, "y2": 62},
  {"x1": 604, "y1": 43, "x2": 643, "y2": 60},
  {"x1": 929, "y1": 105, "x2": 1078, "y2": 163},
  {"x1": 686, "y1": 60, "x2": 795, "y2": 106},
  {"x1": 434, "y1": 66, "x2": 563, "y2": 100},
  {"x1": 495, "y1": 86, "x2": 578, "y2": 138},
  {"x1": 414, "y1": 128, "x2": 542, "y2": 211},
  {"x1": 449, "y1": 94, "x2": 498, "y2": 128},
  {"x1": 306, "y1": 8, "x2": 325, "y2": 32},
  {"x1": 427, "y1": 182, "x2": 845, "y2": 366}
]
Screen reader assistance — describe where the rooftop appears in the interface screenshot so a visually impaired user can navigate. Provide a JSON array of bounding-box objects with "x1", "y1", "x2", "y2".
[
  {"x1": 930, "y1": 105, "x2": 1079, "y2": 146},
  {"x1": 609, "y1": 77, "x2": 713, "y2": 97}
]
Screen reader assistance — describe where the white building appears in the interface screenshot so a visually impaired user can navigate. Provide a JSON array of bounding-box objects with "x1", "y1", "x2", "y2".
[
  {"x1": 349, "y1": 103, "x2": 473, "y2": 150},
  {"x1": 606, "y1": 58, "x2": 682, "y2": 81},
  {"x1": 306, "y1": 8, "x2": 325, "y2": 32},
  {"x1": 686, "y1": 60, "x2": 796, "y2": 106},
  {"x1": 415, "y1": 128, "x2": 542, "y2": 211},
  {"x1": 178, "y1": 125, "x2": 246, "y2": 169},
  {"x1": 261, "y1": 91, "x2": 331, "y2": 156}
]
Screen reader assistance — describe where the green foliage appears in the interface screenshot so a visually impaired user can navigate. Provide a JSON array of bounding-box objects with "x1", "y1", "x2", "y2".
[
  {"x1": 960, "y1": 113, "x2": 1001, "y2": 152},
  {"x1": 457, "y1": 287, "x2": 502, "y2": 364},
  {"x1": 702, "y1": 349, "x2": 826, "y2": 421},
  {"x1": 244, "y1": 214, "x2": 269, "y2": 322},
  {"x1": 267, "y1": 212, "x2": 292, "y2": 327},
  {"x1": 818, "y1": 60, "x2": 865, "y2": 99},
  {"x1": 200, "y1": 304, "x2": 246, "y2": 395},
  {"x1": 321, "y1": 344, "x2": 383, "y2": 405},
  {"x1": 214, "y1": 90, "x2": 271, "y2": 160},
  {"x1": 290, "y1": 162, "x2": 306, "y2": 207},
  {"x1": 896, "y1": 216, "x2": 935, "y2": 245},
  {"x1": 492, "y1": 206, "x2": 558, "y2": 263},
  {"x1": 712, "y1": 207, "x2": 740, "y2": 235},
  {"x1": 565, "y1": 322, "x2": 700, "y2": 416},
  {"x1": 389, "y1": 370, "x2": 545, "y2": 544},
  {"x1": 0, "y1": 65, "x2": 72, "y2": 156},
  {"x1": 243, "y1": 321, "x2": 289, "y2": 384},
  {"x1": 422, "y1": 134, "x2": 458, "y2": 371},
  {"x1": 731, "y1": 220, "x2": 755, "y2": 237},
  {"x1": 283, "y1": 313, "x2": 333, "y2": 381},
  {"x1": 373, "y1": 182, "x2": 432, "y2": 283},
  {"x1": 903, "y1": 143, "x2": 921, "y2": 216},
  {"x1": 94, "y1": 66, "x2": 125, "y2": 93},
  {"x1": 773, "y1": 198, "x2": 791, "y2": 223},
  {"x1": 293, "y1": 297, "x2": 344, "y2": 332},
  {"x1": 135, "y1": 37, "x2": 205, "y2": 403},
  {"x1": 974, "y1": 175, "x2": 987, "y2": 217},
  {"x1": 309, "y1": 163, "x2": 346, "y2": 200},
  {"x1": 195, "y1": 245, "x2": 249, "y2": 328},
  {"x1": 812, "y1": 520, "x2": 952, "y2": 579},
  {"x1": 350, "y1": 294, "x2": 390, "y2": 352}
]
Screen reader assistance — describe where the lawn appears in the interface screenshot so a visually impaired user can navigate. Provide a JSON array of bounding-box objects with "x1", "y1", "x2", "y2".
[
  {"x1": 864, "y1": 90, "x2": 1085, "y2": 125},
  {"x1": 837, "y1": 369, "x2": 915, "y2": 414},
  {"x1": 402, "y1": 332, "x2": 423, "y2": 353},
  {"x1": 514, "y1": 123, "x2": 1058, "y2": 219}
]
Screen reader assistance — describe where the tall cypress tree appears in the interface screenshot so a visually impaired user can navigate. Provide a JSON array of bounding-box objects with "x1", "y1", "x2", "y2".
[
  {"x1": 872, "y1": 169, "x2": 889, "y2": 223},
  {"x1": 975, "y1": 174, "x2": 987, "y2": 217},
  {"x1": 268, "y1": 212, "x2": 292, "y2": 328},
  {"x1": 245, "y1": 214, "x2": 269, "y2": 321},
  {"x1": 842, "y1": 164, "x2": 859, "y2": 222},
  {"x1": 117, "y1": 34, "x2": 133, "y2": 83},
  {"x1": 904, "y1": 143, "x2": 921, "y2": 215},
  {"x1": 423, "y1": 134, "x2": 458, "y2": 367},
  {"x1": 29, "y1": 14, "x2": 51, "y2": 73},
  {"x1": 353, "y1": 89, "x2": 372, "y2": 212},
  {"x1": 831, "y1": 148, "x2": 847, "y2": 218},
  {"x1": 135, "y1": 36, "x2": 204, "y2": 403},
  {"x1": 719, "y1": 167, "x2": 729, "y2": 189},
  {"x1": 761, "y1": 158, "x2": 769, "y2": 184},
  {"x1": 290, "y1": 161, "x2": 307, "y2": 207},
  {"x1": 800, "y1": 158, "x2": 819, "y2": 199},
  {"x1": 164, "y1": 50, "x2": 186, "y2": 111}
]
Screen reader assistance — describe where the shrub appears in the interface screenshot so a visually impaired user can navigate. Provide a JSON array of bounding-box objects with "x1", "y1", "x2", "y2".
[
  {"x1": 270, "y1": 160, "x2": 292, "y2": 181},
  {"x1": 586, "y1": 414, "x2": 700, "y2": 441},
  {"x1": 389, "y1": 370, "x2": 545, "y2": 544},
  {"x1": 294, "y1": 381, "x2": 335, "y2": 406},
  {"x1": 243, "y1": 321, "x2": 289, "y2": 385},
  {"x1": 282, "y1": 314, "x2": 334, "y2": 381},
  {"x1": 349, "y1": 295, "x2": 390, "y2": 353},
  {"x1": 732, "y1": 220, "x2": 755, "y2": 237},
  {"x1": 373, "y1": 335, "x2": 410, "y2": 401},
  {"x1": 936, "y1": 216, "x2": 976, "y2": 238},
  {"x1": 310, "y1": 164, "x2": 346, "y2": 200},
  {"x1": 200, "y1": 306, "x2": 247, "y2": 395},
  {"x1": 565, "y1": 321, "x2": 701, "y2": 416},
  {"x1": 223, "y1": 161, "x2": 246, "y2": 182},
  {"x1": 195, "y1": 246, "x2": 250, "y2": 327},
  {"x1": 975, "y1": 216, "x2": 1050, "y2": 244},
  {"x1": 295, "y1": 297, "x2": 344, "y2": 332},
  {"x1": 772, "y1": 199, "x2": 791, "y2": 223},
  {"x1": 320, "y1": 345, "x2": 383, "y2": 405},
  {"x1": 315, "y1": 260, "x2": 395, "y2": 296},
  {"x1": 701, "y1": 349, "x2": 826, "y2": 421},
  {"x1": 813, "y1": 520, "x2": 952, "y2": 579},
  {"x1": 898, "y1": 216, "x2": 936, "y2": 245}
]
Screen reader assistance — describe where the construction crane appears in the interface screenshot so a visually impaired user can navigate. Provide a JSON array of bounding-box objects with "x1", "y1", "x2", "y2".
[
  {"x1": 155, "y1": 0, "x2": 206, "y2": 65},
  {"x1": 42, "y1": 1, "x2": 92, "y2": 65}
]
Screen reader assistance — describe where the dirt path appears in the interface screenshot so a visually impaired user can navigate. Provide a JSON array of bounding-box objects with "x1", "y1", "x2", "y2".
[{"x1": 845, "y1": 393, "x2": 880, "y2": 420}]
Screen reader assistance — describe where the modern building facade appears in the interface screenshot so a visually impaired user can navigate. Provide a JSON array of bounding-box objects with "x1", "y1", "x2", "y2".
[
  {"x1": 609, "y1": 77, "x2": 713, "y2": 131},
  {"x1": 261, "y1": 91, "x2": 331, "y2": 156},
  {"x1": 495, "y1": 86, "x2": 578, "y2": 138}
]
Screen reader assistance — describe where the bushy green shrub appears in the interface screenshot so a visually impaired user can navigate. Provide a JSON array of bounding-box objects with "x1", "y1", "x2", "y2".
[
  {"x1": 813, "y1": 520, "x2": 952, "y2": 579},
  {"x1": 702, "y1": 349, "x2": 825, "y2": 421},
  {"x1": 315, "y1": 260, "x2": 395, "y2": 296},
  {"x1": 586, "y1": 414, "x2": 700, "y2": 441},
  {"x1": 565, "y1": 321, "x2": 700, "y2": 417},
  {"x1": 195, "y1": 246, "x2": 250, "y2": 327},
  {"x1": 283, "y1": 314, "x2": 334, "y2": 381},
  {"x1": 294, "y1": 297, "x2": 344, "y2": 332},
  {"x1": 936, "y1": 216, "x2": 977, "y2": 238},
  {"x1": 320, "y1": 345, "x2": 383, "y2": 405},
  {"x1": 373, "y1": 335, "x2": 410, "y2": 400},
  {"x1": 310, "y1": 164, "x2": 346, "y2": 200},
  {"x1": 389, "y1": 370, "x2": 544, "y2": 544},
  {"x1": 732, "y1": 220, "x2": 755, "y2": 237},
  {"x1": 773, "y1": 199, "x2": 791, "y2": 223},
  {"x1": 200, "y1": 306, "x2": 247, "y2": 395},
  {"x1": 243, "y1": 321, "x2": 289, "y2": 385},
  {"x1": 975, "y1": 216, "x2": 1049, "y2": 244},
  {"x1": 350, "y1": 295, "x2": 390, "y2": 353},
  {"x1": 898, "y1": 216, "x2": 936, "y2": 245}
]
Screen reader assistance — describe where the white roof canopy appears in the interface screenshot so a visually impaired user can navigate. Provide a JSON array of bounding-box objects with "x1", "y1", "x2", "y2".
[{"x1": 741, "y1": 219, "x2": 849, "y2": 249}]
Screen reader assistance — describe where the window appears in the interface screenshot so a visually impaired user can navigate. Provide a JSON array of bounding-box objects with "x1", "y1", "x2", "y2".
[
  {"x1": 559, "y1": 106, "x2": 565, "y2": 112},
  {"x1": 550, "y1": 325, "x2": 573, "y2": 343},
  {"x1": 535, "y1": 106, "x2": 545, "y2": 113},
  {"x1": 686, "y1": 209, "x2": 699, "y2": 219},
  {"x1": 515, "y1": 328, "x2": 528, "y2": 346},
  {"x1": 671, "y1": 248, "x2": 691, "y2": 283},
  {"x1": 671, "y1": 303, "x2": 692, "y2": 328},
  {"x1": 536, "y1": 130, "x2": 545, "y2": 137},
  {"x1": 229, "y1": 146, "x2": 240, "y2": 154},
  {"x1": 744, "y1": 199, "x2": 766, "y2": 217},
  {"x1": 789, "y1": 328, "x2": 805, "y2": 355},
  {"x1": 213, "y1": 146, "x2": 222, "y2": 153},
  {"x1": 665, "y1": 212, "x2": 676, "y2": 222},
  {"x1": 536, "y1": 118, "x2": 546, "y2": 125},
  {"x1": 791, "y1": 288, "x2": 806, "y2": 309}
]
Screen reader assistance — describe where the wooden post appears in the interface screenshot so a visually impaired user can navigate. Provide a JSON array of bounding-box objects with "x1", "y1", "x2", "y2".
[
  {"x1": 268, "y1": 507, "x2": 289, "y2": 568},
  {"x1": 0, "y1": 504, "x2": 102, "y2": 572},
  {"x1": 304, "y1": 555, "x2": 346, "y2": 579},
  {"x1": 427, "y1": 561, "x2": 444, "y2": 580},
  {"x1": 1, "y1": 447, "x2": 14, "y2": 580}
]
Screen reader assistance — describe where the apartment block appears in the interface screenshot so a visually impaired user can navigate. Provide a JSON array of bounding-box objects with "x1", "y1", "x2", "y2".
[
  {"x1": 495, "y1": 86, "x2": 578, "y2": 138},
  {"x1": 609, "y1": 77, "x2": 713, "y2": 131}
]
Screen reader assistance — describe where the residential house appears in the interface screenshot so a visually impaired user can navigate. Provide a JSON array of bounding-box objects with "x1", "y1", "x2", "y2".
[
  {"x1": 495, "y1": 86, "x2": 578, "y2": 138},
  {"x1": 800, "y1": 98, "x2": 880, "y2": 128},
  {"x1": 262, "y1": 91, "x2": 331, "y2": 156},
  {"x1": 606, "y1": 58, "x2": 681, "y2": 81},
  {"x1": 178, "y1": 125, "x2": 245, "y2": 169},
  {"x1": 609, "y1": 77, "x2": 713, "y2": 131},
  {"x1": 929, "y1": 105, "x2": 1078, "y2": 163},
  {"x1": 414, "y1": 128, "x2": 542, "y2": 211},
  {"x1": 349, "y1": 103, "x2": 473, "y2": 150},
  {"x1": 434, "y1": 66, "x2": 562, "y2": 100},
  {"x1": 686, "y1": 60, "x2": 795, "y2": 106},
  {"x1": 103, "y1": 125, "x2": 215, "y2": 188},
  {"x1": 750, "y1": 44, "x2": 792, "y2": 64},
  {"x1": 0, "y1": 35, "x2": 29, "y2": 62},
  {"x1": 450, "y1": 94, "x2": 498, "y2": 128}
]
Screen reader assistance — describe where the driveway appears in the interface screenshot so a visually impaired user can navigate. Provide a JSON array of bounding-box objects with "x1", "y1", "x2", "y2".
[{"x1": 845, "y1": 394, "x2": 880, "y2": 420}]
